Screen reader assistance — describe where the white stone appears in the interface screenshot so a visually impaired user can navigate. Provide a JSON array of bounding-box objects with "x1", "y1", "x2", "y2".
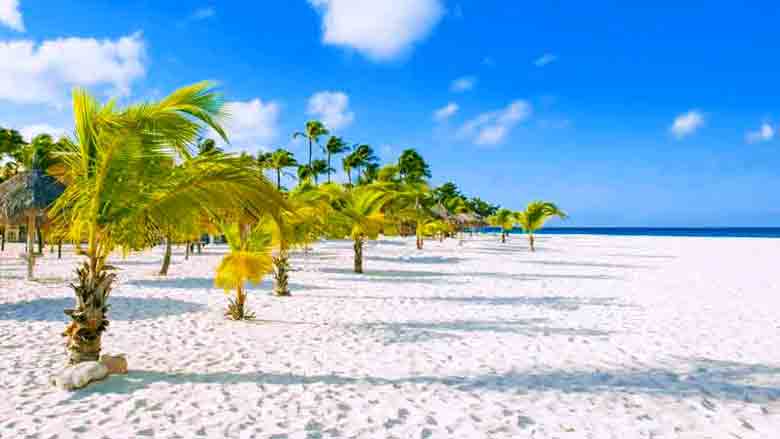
[{"x1": 49, "y1": 361, "x2": 109, "y2": 390}]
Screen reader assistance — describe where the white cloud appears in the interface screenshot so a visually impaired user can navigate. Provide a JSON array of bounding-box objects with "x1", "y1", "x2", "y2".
[
  {"x1": 450, "y1": 76, "x2": 476, "y2": 93},
  {"x1": 191, "y1": 7, "x2": 215, "y2": 20},
  {"x1": 308, "y1": 0, "x2": 444, "y2": 61},
  {"x1": 670, "y1": 110, "x2": 704, "y2": 138},
  {"x1": 433, "y1": 102, "x2": 459, "y2": 122},
  {"x1": 221, "y1": 99, "x2": 281, "y2": 149},
  {"x1": 534, "y1": 53, "x2": 557, "y2": 67},
  {"x1": 20, "y1": 124, "x2": 67, "y2": 141},
  {"x1": 307, "y1": 91, "x2": 355, "y2": 131},
  {"x1": 746, "y1": 122, "x2": 775, "y2": 144},
  {"x1": 459, "y1": 100, "x2": 532, "y2": 146},
  {"x1": 0, "y1": 0, "x2": 23, "y2": 32},
  {"x1": 0, "y1": 32, "x2": 145, "y2": 106}
]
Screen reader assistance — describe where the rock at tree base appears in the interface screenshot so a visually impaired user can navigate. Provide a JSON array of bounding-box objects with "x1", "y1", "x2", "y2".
[
  {"x1": 49, "y1": 361, "x2": 109, "y2": 390},
  {"x1": 100, "y1": 354, "x2": 128, "y2": 375}
]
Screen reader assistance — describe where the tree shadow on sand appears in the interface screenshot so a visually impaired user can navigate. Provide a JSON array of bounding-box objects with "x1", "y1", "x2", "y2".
[
  {"x1": 73, "y1": 357, "x2": 780, "y2": 404},
  {"x1": 126, "y1": 277, "x2": 324, "y2": 292},
  {"x1": 367, "y1": 256, "x2": 467, "y2": 264},
  {"x1": 0, "y1": 296, "x2": 204, "y2": 322},
  {"x1": 303, "y1": 294, "x2": 633, "y2": 311},
  {"x1": 318, "y1": 267, "x2": 455, "y2": 278}
]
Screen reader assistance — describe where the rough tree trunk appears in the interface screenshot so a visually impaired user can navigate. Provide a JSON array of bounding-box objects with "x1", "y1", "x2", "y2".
[
  {"x1": 529, "y1": 233, "x2": 535, "y2": 252},
  {"x1": 63, "y1": 259, "x2": 114, "y2": 365},
  {"x1": 273, "y1": 249, "x2": 291, "y2": 296},
  {"x1": 501, "y1": 231, "x2": 506, "y2": 243},
  {"x1": 159, "y1": 236, "x2": 172, "y2": 276},
  {"x1": 353, "y1": 237, "x2": 364, "y2": 274}
]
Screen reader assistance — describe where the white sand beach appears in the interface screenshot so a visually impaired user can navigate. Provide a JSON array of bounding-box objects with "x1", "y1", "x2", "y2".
[{"x1": 1, "y1": 235, "x2": 779, "y2": 438}]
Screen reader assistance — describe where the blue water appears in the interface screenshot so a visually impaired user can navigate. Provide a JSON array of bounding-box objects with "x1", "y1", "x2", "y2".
[{"x1": 478, "y1": 227, "x2": 780, "y2": 238}]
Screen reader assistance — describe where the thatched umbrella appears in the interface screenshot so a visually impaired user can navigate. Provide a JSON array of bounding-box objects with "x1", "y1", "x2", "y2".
[{"x1": 0, "y1": 170, "x2": 65, "y2": 279}]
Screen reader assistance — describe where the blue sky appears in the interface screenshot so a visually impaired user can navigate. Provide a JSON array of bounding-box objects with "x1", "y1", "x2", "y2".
[{"x1": 1, "y1": 1, "x2": 779, "y2": 226}]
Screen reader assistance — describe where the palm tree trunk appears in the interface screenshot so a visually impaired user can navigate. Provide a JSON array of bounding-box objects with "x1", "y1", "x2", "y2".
[
  {"x1": 346, "y1": 168, "x2": 352, "y2": 186},
  {"x1": 273, "y1": 248, "x2": 291, "y2": 296},
  {"x1": 185, "y1": 241, "x2": 190, "y2": 260},
  {"x1": 276, "y1": 169, "x2": 282, "y2": 190},
  {"x1": 501, "y1": 231, "x2": 506, "y2": 243},
  {"x1": 528, "y1": 233, "x2": 535, "y2": 252},
  {"x1": 64, "y1": 259, "x2": 114, "y2": 365},
  {"x1": 353, "y1": 237, "x2": 364, "y2": 273},
  {"x1": 1, "y1": 227, "x2": 5, "y2": 252},
  {"x1": 327, "y1": 153, "x2": 332, "y2": 183},
  {"x1": 36, "y1": 225, "x2": 43, "y2": 255},
  {"x1": 159, "y1": 236, "x2": 172, "y2": 275},
  {"x1": 58, "y1": 240, "x2": 62, "y2": 259},
  {"x1": 308, "y1": 138, "x2": 313, "y2": 168},
  {"x1": 26, "y1": 212, "x2": 35, "y2": 280}
]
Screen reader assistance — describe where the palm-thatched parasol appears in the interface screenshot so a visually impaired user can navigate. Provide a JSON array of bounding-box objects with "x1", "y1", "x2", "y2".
[{"x1": 0, "y1": 170, "x2": 65, "y2": 278}]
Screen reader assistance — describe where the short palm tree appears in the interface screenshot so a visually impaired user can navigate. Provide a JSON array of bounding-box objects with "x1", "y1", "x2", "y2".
[
  {"x1": 487, "y1": 208, "x2": 516, "y2": 243},
  {"x1": 319, "y1": 183, "x2": 393, "y2": 273},
  {"x1": 515, "y1": 201, "x2": 567, "y2": 251},
  {"x1": 215, "y1": 221, "x2": 274, "y2": 319},
  {"x1": 323, "y1": 136, "x2": 349, "y2": 183},
  {"x1": 49, "y1": 82, "x2": 283, "y2": 364},
  {"x1": 265, "y1": 148, "x2": 298, "y2": 190},
  {"x1": 293, "y1": 120, "x2": 329, "y2": 168}
]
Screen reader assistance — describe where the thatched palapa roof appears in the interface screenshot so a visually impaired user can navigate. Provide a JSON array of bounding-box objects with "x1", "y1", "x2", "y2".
[{"x1": 0, "y1": 170, "x2": 65, "y2": 225}]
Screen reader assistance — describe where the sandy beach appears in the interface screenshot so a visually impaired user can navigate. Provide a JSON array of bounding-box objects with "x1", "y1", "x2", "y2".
[{"x1": 1, "y1": 234, "x2": 779, "y2": 438}]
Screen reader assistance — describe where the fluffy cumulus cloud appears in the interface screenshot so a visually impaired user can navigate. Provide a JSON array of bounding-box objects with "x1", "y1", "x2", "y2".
[
  {"x1": 745, "y1": 122, "x2": 775, "y2": 144},
  {"x1": 670, "y1": 110, "x2": 704, "y2": 138},
  {"x1": 433, "y1": 102, "x2": 459, "y2": 122},
  {"x1": 221, "y1": 99, "x2": 281, "y2": 149},
  {"x1": 20, "y1": 124, "x2": 67, "y2": 141},
  {"x1": 307, "y1": 91, "x2": 355, "y2": 131},
  {"x1": 450, "y1": 76, "x2": 476, "y2": 93},
  {"x1": 0, "y1": 32, "x2": 146, "y2": 106},
  {"x1": 459, "y1": 100, "x2": 532, "y2": 146},
  {"x1": 308, "y1": 0, "x2": 444, "y2": 61},
  {"x1": 534, "y1": 53, "x2": 558, "y2": 67},
  {"x1": 0, "y1": 0, "x2": 23, "y2": 31}
]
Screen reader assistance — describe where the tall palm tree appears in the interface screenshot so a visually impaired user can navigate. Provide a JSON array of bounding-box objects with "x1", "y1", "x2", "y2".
[
  {"x1": 319, "y1": 183, "x2": 393, "y2": 273},
  {"x1": 323, "y1": 136, "x2": 349, "y2": 183},
  {"x1": 48, "y1": 81, "x2": 283, "y2": 365},
  {"x1": 398, "y1": 148, "x2": 431, "y2": 184},
  {"x1": 264, "y1": 148, "x2": 298, "y2": 190},
  {"x1": 487, "y1": 208, "x2": 516, "y2": 243},
  {"x1": 515, "y1": 201, "x2": 567, "y2": 252},
  {"x1": 293, "y1": 120, "x2": 329, "y2": 168},
  {"x1": 349, "y1": 144, "x2": 378, "y2": 182},
  {"x1": 310, "y1": 159, "x2": 331, "y2": 185},
  {"x1": 342, "y1": 154, "x2": 358, "y2": 186},
  {"x1": 396, "y1": 182, "x2": 435, "y2": 250}
]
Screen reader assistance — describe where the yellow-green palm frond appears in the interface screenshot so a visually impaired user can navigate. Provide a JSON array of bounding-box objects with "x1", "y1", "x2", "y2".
[
  {"x1": 215, "y1": 250, "x2": 273, "y2": 292},
  {"x1": 515, "y1": 201, "x2": 568, "y2": 233},
  {"x1": 487, "y1": 208, "x2": 516, "y2": 232}
]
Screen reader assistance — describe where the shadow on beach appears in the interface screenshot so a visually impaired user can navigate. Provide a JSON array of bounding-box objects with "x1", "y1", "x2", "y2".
[
  {"x1": 0, "y1": 296, "x2": 205, "y2": 322},
  {"x1": 72, "y1": 357, "x2": 780, "y2": 404}
]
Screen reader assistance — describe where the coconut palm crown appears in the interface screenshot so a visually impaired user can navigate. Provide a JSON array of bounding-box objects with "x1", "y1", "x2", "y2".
[{"x1": 515, "y1": 201, "x2": 567, "y2": 251}]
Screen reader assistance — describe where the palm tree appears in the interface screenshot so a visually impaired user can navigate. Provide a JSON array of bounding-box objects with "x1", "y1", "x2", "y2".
[
  {"x1": 293, "y1": 120, "x2": 329, "y2": 168},
  {"x1": 323, "y1": 136, "x2": 349, "y2": 183},
  {"x1": 515, "y1": 201, "x2": 567, "y2": 252},
  {"x1": 349, "y1": 144, "x2": 378, "y2": 182},
  {"x1": 48, "y1": 82, "x2": 283, "y2": 365},
  {"x1": 196, "y1": 138, "x2": 222, "y2": 155},
  {"x1": 310, "y1": 159, "x2": 331, "y2": 185},
  {"x1": 398, "y1": 149, "x2": 431, "y2": 184},
  {"x1": 215, "y1": 221, "x2": 273, "y2": 319},
  {"x1": 319, "y1": 183, "x2": 393, "y2": 273},
  {"x1": 396, "y1": 182, "x2": 435, "y2": 250},
  {"x1": 342, "y1": 154, "x2": 358, "y2": 186},
  {"x1": 487, "y1": 208, "x2": 515, "y2": 243},
  {"x1": 264, "y1": 149, "x2": 298, "y2": 190}
]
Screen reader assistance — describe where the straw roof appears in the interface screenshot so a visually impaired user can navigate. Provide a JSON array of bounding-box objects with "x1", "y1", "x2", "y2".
[{"x1": 0, "y1": 170, "x2": 65, "y2": 225}]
